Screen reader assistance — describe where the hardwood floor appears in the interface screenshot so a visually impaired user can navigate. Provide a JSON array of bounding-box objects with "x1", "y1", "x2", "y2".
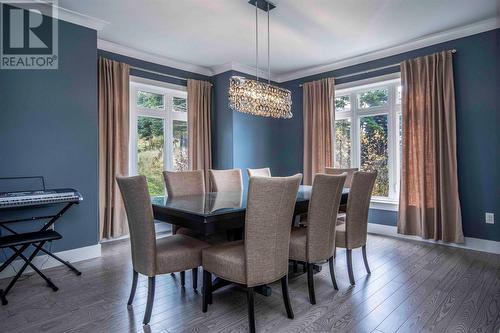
[{"x1": 1, "y1": 234, "x2": 499, "y2": 333}]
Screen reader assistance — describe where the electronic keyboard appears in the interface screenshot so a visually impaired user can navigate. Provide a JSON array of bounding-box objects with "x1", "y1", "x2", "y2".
[{"x1": 0, "y1": 188, "x2": 82, "y2": 209}]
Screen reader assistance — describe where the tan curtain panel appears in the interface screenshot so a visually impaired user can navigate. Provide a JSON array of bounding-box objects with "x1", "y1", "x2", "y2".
[
  {"x1": 187, "y1": 79, "x2": 212, "y2": 192},
  {"x1": 303, "y1": 77, "x2": 335, "y2": 185},
  {"x1": 98, "y1": 58, "x2": 130, "y2": 239},
  {"x1": 398, "y1": 51, "x2": 464, "y2": 243}
]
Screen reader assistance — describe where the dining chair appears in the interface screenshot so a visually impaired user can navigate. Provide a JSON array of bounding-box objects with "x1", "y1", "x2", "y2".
[
  {"x1": 201, "y1": 174, "x2": 303, "y2": 333},
  {"x1": 335, "y1": 171, "x2": 377, "y2": 285},
  {"x1": 246, "y1": 167, "x2": 271, "y2": 178},
  {"x1": 116, "y1": 176, "x2": 209, "y2": 325},
  {"x1": 209, "y1": 169, "x2": 243, "y2": 192},
  {"x1": 325, "y1": 167, "x2": 358, "y2": 216},
  {"x1": 163, "y1": 170, "x2": 205, "y2": 286},
  {"x1": 324, "y1": 167, "x2": 358, "y2": 188},
  {"x1": 289, "y1": 173, "x2": 346, "y2": 304}
]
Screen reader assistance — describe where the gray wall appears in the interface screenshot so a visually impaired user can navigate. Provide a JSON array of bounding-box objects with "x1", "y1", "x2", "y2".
[
  {"x1": 0, "y1": 18, "x2": 99, "y2": 252},
  {"x1": 279, "y1": 29, "x2": 500, "y2": 242}
]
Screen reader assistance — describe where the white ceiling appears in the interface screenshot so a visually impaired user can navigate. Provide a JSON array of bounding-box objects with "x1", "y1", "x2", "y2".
[{"x1": 59, "y1": 0, "x2": 499, "y2": 79}]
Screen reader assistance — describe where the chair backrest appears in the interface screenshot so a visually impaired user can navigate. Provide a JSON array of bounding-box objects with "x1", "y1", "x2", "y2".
[
  {"x1": 116, "y1": 176, "x2": 157, "y2": 276},
  {"x1": 163, "y1": 170, "x2": 205, "y2": 197},
  {"x1": 209, "y1": 169, "x2": 243, "y2": 192},
  {"x1": 244, "y1": 174, "x2": 302, "y2": 287},
  {"x1": 247, "y1": 167, "x2": 271, "y2": 178},
  {"x1": 306, "y1": 173, "x2": 346, "y2": 262},
  {"x1": 344, "y1": 171, "x2": 377, "y2": 249},
  {"x1": 325, "y1": 167, "x2": 358, "y2": 188}
]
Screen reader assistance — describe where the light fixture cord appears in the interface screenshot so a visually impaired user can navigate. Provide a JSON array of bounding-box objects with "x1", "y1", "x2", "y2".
[
  {"x1": 267, "y1": 1, "x2": 270, "y2": 84},
  {"x1": 255, "y1": 1, "x2": 258, "y2": 81}
]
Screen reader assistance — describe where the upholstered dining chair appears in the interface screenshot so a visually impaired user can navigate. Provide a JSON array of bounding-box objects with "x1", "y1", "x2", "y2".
[
  {"x1": 324, "y1": 167, "x2": 358, "y2": 188},
  {"x1": 201, "y1": 174, "x2": 302, "y2": 333},
  {"x1": 335, "y1": 171, "x2": 377, "y2": 285},
  {"x1": 289, "y1": 173, "x2": 346, "y2": 304},
  {"x1": 209, "y1": 169, "x2": 243, "y2": 192},
  {"x1": 325, "y1": 167, "x2": 358, "y2": 216},
  {"x1": 163, "y1": 170, "x2": 205, "y2": 287},
  {"x1": 116, "y1": 176, "x2": 209, "y2": 325},
  {"x1": 247, "y1": 167, "x2": 271, "y2": 178}
]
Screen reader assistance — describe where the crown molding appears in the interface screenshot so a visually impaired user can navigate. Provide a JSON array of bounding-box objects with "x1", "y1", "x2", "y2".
[
  {"x1": 211, "y1": 61, "x2": 280, "y2": 81},
  {"x1": 97, "y1": 39, "x2": 214, "y2": 77},
  {"x1": 33, "y1": 1, "x2": 109, "y2": 31},
  {"x1": 95, "y1": 17, "x2": 498, "y2": 83},
  {"x1": 275, "y1": 17, "x2": 500, "y2": 83}
]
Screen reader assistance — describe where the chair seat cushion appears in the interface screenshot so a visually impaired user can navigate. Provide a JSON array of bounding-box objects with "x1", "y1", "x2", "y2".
[
  {"x1": 335, "y1": 222, "x2": 346, "y2": 248},
  {"x1": 202, "y1": 240, "x2": 246, "y2": 285},
  {"x1": 289, "y1": 227, "x2": 307, "y2": 261},
  {"x1": 155, "y1": 234, "x2": 209, "y2": 274}
]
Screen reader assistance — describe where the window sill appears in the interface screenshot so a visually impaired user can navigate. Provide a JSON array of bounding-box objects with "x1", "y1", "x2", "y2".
[{"x1": 370, "y1": 198, "x2": 399, "y2": 211}]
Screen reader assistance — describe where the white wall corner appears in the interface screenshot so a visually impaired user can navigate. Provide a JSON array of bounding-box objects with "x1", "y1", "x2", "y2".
[
  {"x1": 0, "y1": 244, "x2": 102, "y2": 279},
  {"x1": 367, "y1": 223, "x2": 500, "y2": 255}
]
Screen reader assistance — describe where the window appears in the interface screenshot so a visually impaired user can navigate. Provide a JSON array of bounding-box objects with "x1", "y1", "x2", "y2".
[
  {"x1": 333, "y1": 77, "x2": 401, "y2": 207},
  {"x1": 130, "y1": 79, "x2": 188, "y2": 196}
]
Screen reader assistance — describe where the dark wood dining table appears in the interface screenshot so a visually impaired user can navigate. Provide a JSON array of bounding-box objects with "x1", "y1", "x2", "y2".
[{"x1": 151, "y1": 185, "x2": 349, "y2": 296}]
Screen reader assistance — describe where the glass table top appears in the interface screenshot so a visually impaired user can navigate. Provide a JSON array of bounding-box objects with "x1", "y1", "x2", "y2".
[
  {"x1": 152, "y1": 185, "x2": 349, "y2": 218},
  {"x1": 151, "y1": 185, "x2": 314, "y2": 217}
]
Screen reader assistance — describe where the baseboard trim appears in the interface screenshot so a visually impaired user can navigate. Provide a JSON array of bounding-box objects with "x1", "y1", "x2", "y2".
[
  {"x1": 0, "y1": 244, "x2": 102, "y2": 279},
  {"x1": 368, "y1": 223, "x2": 500, "y2": 255}
]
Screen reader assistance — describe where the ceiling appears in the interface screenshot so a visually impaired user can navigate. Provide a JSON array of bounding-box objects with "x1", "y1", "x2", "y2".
[{"x1": 59, "y1": 0, "x2": 499, "y2": 78}]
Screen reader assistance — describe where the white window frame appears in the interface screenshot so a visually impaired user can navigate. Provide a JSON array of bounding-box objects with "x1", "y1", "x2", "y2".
[
  {"x1": 333, "y1": 74, "x2": 401, "y2": 211},
  {"x1": 129, "y1": 76, "x2": 188, "y2": 176}
]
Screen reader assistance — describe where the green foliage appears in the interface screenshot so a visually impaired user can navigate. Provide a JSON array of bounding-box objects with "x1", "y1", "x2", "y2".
[
  {"x1": 358, "y1": 89, "x2": 388, "y2": 108},
  {"x1": 335, "y1": 96, "x2": 350, "y2": 112},
  {"x1": 173, "y1": 97, "x2": 187, "y2": 112},
  {"x1": 137, "y1": 91, "x2": 164, "y2": 109},
  {"x1": 334, "y1": 119, "x2": 351, "y2": 168},
  {"x1": 360, "y1": 115, "x2": 389, "y2": 197},
  {"x1": 137, "y1": 117, "x2": 164, "y2": 196}
]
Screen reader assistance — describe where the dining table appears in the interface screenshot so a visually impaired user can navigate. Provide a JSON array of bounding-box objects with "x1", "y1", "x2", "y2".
[{"x1": 152, "y1": 185, "x2": 349, "y2": 296}]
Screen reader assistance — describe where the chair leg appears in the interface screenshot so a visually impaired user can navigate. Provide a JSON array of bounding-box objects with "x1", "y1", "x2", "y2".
[
  {"x1": 346, "y1": 249, "x2": 355, "y2": 285},
  {"x1": 180, "y1": 270, "x2": 185, "y2": 287},
  {"x1": 143, "y1": 276, "x2": 155, "y2": 325},
  {"x1": 202, "y1": 270, "x2": 211, "y2": 312},
  {"x1": 328, "y1": 257, "x2": 338, "y2": 290},
  {"x1": 127, "y1": 270, "x2": 138, "y2": 306},
  {"x1": 192, "y1": 268, "x2": 198, "y2": 290},
  {"x1": 362, "y1": 245, "x2": 371, "y2": 274},
  {"x1": 307, "y1": 263, "x2": 316, "y2": 304},
  {"x1": 247, "y1": 287, "x2": 256, "y2": 333},
  {"x1": 280, "y1": 275, "x2": 294, "y2": 319}
]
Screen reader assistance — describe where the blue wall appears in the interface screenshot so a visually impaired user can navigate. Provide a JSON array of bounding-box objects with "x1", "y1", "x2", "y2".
[
  {"x1": 211, "y1": 71, "x2": 295, "y2": 184},
  {"x1": 0, "y1": 18, "x2": 99, "y2": 252},
  {"x1": 279, "y1": 29, "x2": 500, "y2": 242}
]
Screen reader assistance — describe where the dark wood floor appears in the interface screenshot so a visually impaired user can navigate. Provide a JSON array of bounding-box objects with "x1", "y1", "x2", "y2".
[{"x1": 1, "y1": 234, "x2": 499, "y2": 333}]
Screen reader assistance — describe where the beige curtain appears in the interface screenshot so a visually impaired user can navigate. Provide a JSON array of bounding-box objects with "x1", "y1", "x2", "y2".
[
  {"x1": 98, "y1": 58, "x2": 130, "y2": 239},
  {"x1": 303, "y1": 78, "x2": 335, "y2": 185},
  {"x1": 187, "y1": 79, "x2": 212, "y2": 192},
  {"x1": 398, "y1": 51, "x2": 464, "y2": 243}
]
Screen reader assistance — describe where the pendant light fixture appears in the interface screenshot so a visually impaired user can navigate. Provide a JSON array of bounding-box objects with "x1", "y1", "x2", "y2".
[{"x1": 228, "y1": 0, "x2": 292, "y2": 119}]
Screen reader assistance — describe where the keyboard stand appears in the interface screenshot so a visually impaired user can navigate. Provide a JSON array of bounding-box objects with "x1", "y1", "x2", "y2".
[{"x1": 0, "y1": 202, "x2": 82, "y2": 305}]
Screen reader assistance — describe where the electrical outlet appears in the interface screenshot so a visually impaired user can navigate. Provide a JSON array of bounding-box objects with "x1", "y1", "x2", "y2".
[{"x1": 485, "y1": 212, "x2": 494, "y2": 224}]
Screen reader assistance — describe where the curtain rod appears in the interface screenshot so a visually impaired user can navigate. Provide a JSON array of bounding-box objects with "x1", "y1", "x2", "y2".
[
  {"x1": 298, "y1": 49, "x2": 457, "y2": 87},
  {"x1": 130, "y1": 66, "x2": 213, "y2": 86}
]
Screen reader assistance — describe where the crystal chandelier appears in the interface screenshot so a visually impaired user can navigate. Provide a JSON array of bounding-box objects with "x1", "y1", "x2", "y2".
[{"x1": 228, "y1": 0, "x2": 292, "y2": 119}]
